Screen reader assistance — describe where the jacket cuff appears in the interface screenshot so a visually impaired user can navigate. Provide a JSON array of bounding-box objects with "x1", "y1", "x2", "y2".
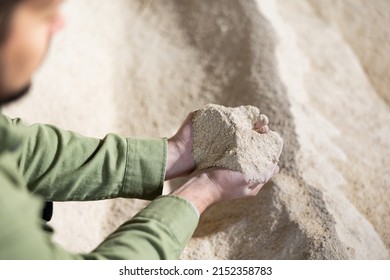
[
  {"x1": 122, "y1": 138, "x2": 167, "y2": 200},
  {"x1": 137, "y1": 195, "x2": 199, "y2": 255}
]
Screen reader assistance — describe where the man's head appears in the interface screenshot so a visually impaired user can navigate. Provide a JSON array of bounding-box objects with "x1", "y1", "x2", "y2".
[{"x1": 0, "y1": 0, "x2": 64, "y2": 105}]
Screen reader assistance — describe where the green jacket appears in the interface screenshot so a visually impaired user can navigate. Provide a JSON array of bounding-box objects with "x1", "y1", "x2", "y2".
[{"x1": 0, "y1": 114, "x2": 198, "y2": 259}]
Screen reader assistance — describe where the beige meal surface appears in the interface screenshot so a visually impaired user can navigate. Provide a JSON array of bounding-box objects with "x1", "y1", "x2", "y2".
[
  {"x1": 193, "y1": 104, "x2": 283, "y2": 182},
  {"x1": 4, "y1": 0, "x2": 389, "y2": 259}
]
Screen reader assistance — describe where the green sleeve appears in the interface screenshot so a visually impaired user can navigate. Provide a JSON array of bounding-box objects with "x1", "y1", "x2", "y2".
[
  {"x1": 0, "y1": 174, "x2": 199, "y2": 260},
  {"x1": 0, "y1": 114, "x2": 199, "y2": 259},
  {"x1": 10, "y1": 117, "x2": 167, "y2": 201},
  {"x1": 83, "y1": 196, "x2": 199, "y2": 259}
]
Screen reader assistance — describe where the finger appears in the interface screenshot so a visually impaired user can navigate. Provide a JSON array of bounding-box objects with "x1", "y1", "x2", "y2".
[
  {"x1": 259, "y1": 125, "x2": 269, "y2": 134},
  {"x1": 254, "y1": 114, "x2": 268, "y2": 127},
  {"x1": 250, "y1": 167, "x2": 278, "y2": 195},
  {"x1": 273, "y1": 165, "x2": 280, "y2": 176},
  {"x1": 249, "y1": 183, "x2": 265, "y2": 196},
  {"x1": 260, "y1": 164, "x2": 279, "y2": 185},
  {"x1": 254, "y1": 125, "x2": 269, "y2": 134},
  {"x1": 187, "y1": 111, "x2": 197, "y2": 123},
  {"x1": 267, "y1": 164, "x2": 280, "y2": 179},
  {"x1": 258, "y1": 114, "x2": 269, "y2": 126},
  {"x1": 276, "y1": 138, "x2": 284, "y2": 158},
  {"x1": 248, "y1": 182, "x2": 262, "y2": 190}
]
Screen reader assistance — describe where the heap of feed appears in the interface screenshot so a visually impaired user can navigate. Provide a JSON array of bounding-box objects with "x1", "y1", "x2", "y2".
[{"x1": 192, "y1": 104, "x2": 283, "y2": 181}]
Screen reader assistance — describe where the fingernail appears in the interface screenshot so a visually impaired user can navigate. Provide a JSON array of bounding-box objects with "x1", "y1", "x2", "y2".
[{"x1": 259, "y1": 126, "x2": 269, "y2": 134}]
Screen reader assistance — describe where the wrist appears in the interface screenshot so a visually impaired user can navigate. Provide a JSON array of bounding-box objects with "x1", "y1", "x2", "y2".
[
  {"x1": 172, "y1": 173, "x2": 221, "y2": 214},
  {"x1": 165, "y1": 138, "x2": 180, "y2": 180},
  {"x1": 165, "y1": 137, "x2": 196, "y2": 181}
]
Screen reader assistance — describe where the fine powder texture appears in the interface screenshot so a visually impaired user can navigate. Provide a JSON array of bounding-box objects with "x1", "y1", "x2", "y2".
[{"x1": 192, "y1": 104, "x2": 283, "y2": 181}]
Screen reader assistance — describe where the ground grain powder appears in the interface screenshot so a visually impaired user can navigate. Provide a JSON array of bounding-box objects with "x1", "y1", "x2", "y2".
[{"x1": 192, "y1": 104, "x2": 283, "y2": 181}]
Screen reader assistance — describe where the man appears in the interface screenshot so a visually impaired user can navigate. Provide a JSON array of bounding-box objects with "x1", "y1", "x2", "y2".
[{"x1": 0, "y1": 0, "x2": 281, "y2": 259}]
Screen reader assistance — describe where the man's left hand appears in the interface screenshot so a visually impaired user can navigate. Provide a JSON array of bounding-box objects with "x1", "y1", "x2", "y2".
[{"x1": 165, "y1": 112, "x2": 196, "y2": 180}]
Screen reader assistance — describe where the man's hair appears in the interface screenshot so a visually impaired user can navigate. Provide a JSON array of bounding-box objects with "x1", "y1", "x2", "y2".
[{"x1": 0, "y1": 0, "x2": 23, "y2": 44}]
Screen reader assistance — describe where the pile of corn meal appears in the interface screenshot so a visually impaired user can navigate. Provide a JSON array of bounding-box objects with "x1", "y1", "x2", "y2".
[{"x1": 192, "y1": 104, "x2": 283, "y2": 181}]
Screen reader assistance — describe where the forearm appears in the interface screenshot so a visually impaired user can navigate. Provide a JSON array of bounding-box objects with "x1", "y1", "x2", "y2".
[
  {"x1": 6, "y1": 115, "x2": 167, "y2": 201},
  {"x1": 1, "y1": 187, "x2": 198, "y2": 260},
  {"x1": 172, "y1": 173, "x2": 220, "y2": 215},
  {"x1": 84, "y1": 196, "x2": 199, "y2": 259}
]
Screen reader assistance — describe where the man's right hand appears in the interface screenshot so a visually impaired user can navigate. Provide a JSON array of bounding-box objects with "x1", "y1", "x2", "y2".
[{"x1": 172, "y1": 164, "x2": 280, "y2": 215}]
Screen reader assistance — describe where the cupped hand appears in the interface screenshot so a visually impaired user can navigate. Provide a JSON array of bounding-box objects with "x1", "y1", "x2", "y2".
[
  {"x1": 202, "y1": 165, "x2": 280, "y2": 202},
  {"x1": 165, "y1": 112, "x2": 197, "y2": 180},
  {"x1": 173, "y1": 164, "x2": 280, "y2": 214}
]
